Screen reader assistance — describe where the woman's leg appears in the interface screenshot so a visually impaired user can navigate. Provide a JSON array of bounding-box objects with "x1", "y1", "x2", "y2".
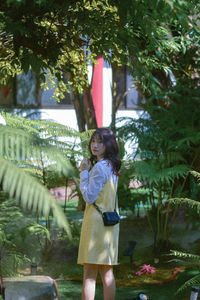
[
  {"x1": 99, "y1": 265, "x2": 116, "y2": 300},
  {"x1": 82, "y1": 263, "x2": 99, "y2": 300}
]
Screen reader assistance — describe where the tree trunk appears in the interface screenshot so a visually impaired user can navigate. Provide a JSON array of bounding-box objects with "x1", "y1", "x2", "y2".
[
  {"x1": 35, "y1": 72, "x2": 41, "y2": 107},
  {"x1": 111, "y1": 66, "x2": 117, "y2": 133},
  {"x1": 73, "y1": 92, "x2": 86, "y2": 132},
  {"x1": 83, "y1": 85, "x2": 97, "y2": 130},
  {"x1": 13, "y1": 75, "x2": 17, "y2": 106},
  {"x1": 111, "y1": 65, "x2": 127, "y2": 133}
]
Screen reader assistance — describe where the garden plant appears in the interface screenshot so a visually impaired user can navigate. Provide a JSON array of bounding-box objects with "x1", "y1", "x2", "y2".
[{"x1": 0, "y1": 112, "x2": 93, "y2": 277}]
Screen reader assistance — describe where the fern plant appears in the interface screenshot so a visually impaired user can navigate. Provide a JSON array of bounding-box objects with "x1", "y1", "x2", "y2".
[
  {"x1": 0, "y1": 112, "x2": 95, "y2": 277},
  {"x1": 0, "y1": 194, "x2": 53, "y2": 276},
  {"x1": 169, "y1": 249, "x2": 200, "y2": 295},
  {"x1": 168, "y1": 171, "x2": 200, "y2": 296},
  {"x1": 118, "y1": 118, "x2": 190, "y2": 251},
  {"x1": 0, "y1": 112, "x2": 84, "y2": 235},
  {"x1": 117, "y1": 86, "x2": 200, "y2": 252},
  {"x1": 0, "y1": 111, "x2": 95, "y2": 225},
  {"x1": 0, "y1": 217, "x2": 31, "y2": 278}
]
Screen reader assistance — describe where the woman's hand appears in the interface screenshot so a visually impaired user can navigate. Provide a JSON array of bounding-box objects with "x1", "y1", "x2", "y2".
[{"x1": 79, "y1": 158, "x2": 91, "y2": 172}]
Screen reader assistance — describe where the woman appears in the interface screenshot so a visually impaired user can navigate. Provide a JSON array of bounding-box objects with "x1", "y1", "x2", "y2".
[{"x1": 77, "y1": 128, "x2": 121, "y2": 300}]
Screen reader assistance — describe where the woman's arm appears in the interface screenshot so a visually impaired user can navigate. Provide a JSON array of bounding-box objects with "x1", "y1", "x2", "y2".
[{"x1": 80, "y1": 161, "x2": 109, "y2": 204}]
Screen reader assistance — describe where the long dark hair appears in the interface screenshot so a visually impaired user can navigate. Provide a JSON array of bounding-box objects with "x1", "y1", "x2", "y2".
[{"x1": 89, "y1": 128, "x2": 121, "y2": 176}]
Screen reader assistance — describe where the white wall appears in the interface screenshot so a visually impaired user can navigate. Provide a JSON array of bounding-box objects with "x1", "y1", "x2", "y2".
[{"x1": 39, "y1": 108, "x2": 79, "y2": 130}]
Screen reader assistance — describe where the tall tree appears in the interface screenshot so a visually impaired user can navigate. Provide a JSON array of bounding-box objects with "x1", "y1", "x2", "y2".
[
  {"x1": 0, "y1": 0, "x2": 199, "y2": 131},
  {"x1": 115, "y1": 0, "x2": 200, "y2": 251},
  {"x1": 0, "y1": 0, "x2": 120, "y2": 130},
  {"x1": 116, "y1": 0, "x2": 199, "y2": 94}
]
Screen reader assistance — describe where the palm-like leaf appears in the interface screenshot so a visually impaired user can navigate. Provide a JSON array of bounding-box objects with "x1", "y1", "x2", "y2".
[
  {"x1": 0, "y1": 112, "x2": 95, "y2": 237},
  {"x1": 0, "y1": 157, "x2": 71, "y2": 238},
  {"x1": 134, "y1": 160, "x2": 190, "y2": 184},
  {"x1": 176, "y1": 275, "x2": 200, "y2": 295},
  {"x1": 168, "y1": 172, "x2": 200, "y2": 295},
  {"x1": 1, "y1": 113, "x2": 94, "y2": 160},
  {"x1": 169, "y1": 250, "x2": 200, "y2": 262},
  {"x1": 190, "y1": 171, "x2": 200, "y2": 182},
  {"x1": 0, "y1": 113, "x2": 88, "y2": 236},
  {"x1": 169, "y1": 250, "x2": 200, "y2": 295},
  {"x1": 169, "y1": 197, "x2": 200, "y2": 215},
  {"x1": 0, "y1": 125, "x2": 75, "y2": 173}
]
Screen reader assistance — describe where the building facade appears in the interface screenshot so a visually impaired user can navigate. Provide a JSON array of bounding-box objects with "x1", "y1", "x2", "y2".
[{"x1": 0, "y1": 58, "x2": 144, "y2": 129}]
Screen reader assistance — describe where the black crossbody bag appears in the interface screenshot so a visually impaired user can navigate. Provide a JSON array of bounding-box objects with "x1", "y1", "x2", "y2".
[{"x1": 93, "y1": 192, "x2": 120, "y2": 226}]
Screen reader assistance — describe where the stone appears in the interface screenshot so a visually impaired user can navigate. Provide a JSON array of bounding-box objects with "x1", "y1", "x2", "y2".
[{"x1": 3, "y1": 275, "x2": 59, "y2": 300}]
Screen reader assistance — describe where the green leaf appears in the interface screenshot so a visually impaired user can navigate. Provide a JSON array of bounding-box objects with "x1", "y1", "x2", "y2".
[{"x1": 0, "y1": 157, "x2": 71, "y2": 238}]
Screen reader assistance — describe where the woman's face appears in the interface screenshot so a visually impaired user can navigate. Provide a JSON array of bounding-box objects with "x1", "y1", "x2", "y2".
[{"x1": 90, "y1": 134, "x2": 105, "y2": 160}]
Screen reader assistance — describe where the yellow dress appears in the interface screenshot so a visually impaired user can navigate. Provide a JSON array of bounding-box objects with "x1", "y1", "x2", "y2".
[{"x1": 77, "y1": 174, "x2": 119, "y2": 265}]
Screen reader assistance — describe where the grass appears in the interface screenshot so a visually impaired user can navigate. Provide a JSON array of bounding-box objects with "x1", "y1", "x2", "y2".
[{"x1": 56, "y1": 268, "x2": 198, "y2": 300}]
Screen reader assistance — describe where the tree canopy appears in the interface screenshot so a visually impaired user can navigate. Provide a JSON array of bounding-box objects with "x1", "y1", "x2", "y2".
[
  {"x1": 0, "y1": 0, "x2": 120, "y2": 88},
  {"x1": 0, "y1": 0, "x2": 199, "y2": 90},
  {"x1": 0, "y1": 0, "x2": 199, "y2": 132}
]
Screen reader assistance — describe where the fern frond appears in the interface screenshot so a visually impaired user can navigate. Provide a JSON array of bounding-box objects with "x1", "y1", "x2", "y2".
[
  {"x1": 168, "y1": 259, "x2": 196, "y2": 267},
  {"x1": 3, "y1": 112, "x2": 40, "y2": 134},
  {"x1": 169, "y1": 250, "x2": 200, "y2": 295},
  {"x1": 164, "y1": 152, "x2": 187, "y2": 164},
  {"x1": 1, "y1": 249, "x2": 30, "y2": 277},
  {"x1": 0, "y1": 126, "x2": 76, "y2": 179},
  {"x1": 4, "y1": 112, "x2": 87, "y2": 143},
  {"x1": 176, "y1": 274, "x2": 200, "y2": 295},
  {"x1": 79, "y1": 129, "x2": 95, "y2": 155},
  {"x1": 35, "y1": 146, "x2": 76, "y2": 178},
  {"x1": 134, "y1": 160, "x2": 190, "y2": 184},
  {"x1": 19, "y1": 223, "x2": 50, "y2": 242},
  {"x1": 0, "y1": 157, "x2": 71, "y2": 238},
  {"x1": 155, "y1": 165, "x2": 190, "y2": 183},
  {"x1": 190, "y1": 171, "x2": 200, "y2": 181},
  {"x1": 176, "y1": 132, "x2": 200, "y2": 148},
  {"x1": 169, "y1": 250, "x2": 200, "y2": 262},
  {"x1": 3, "y1": 112, "x2": 80, "y2": 148},
  {"x1": 79, "y1": 129, "x2": 95, "y2": 142},
  {"x1": 3, "y1": 113, "x2": 93, "y2": 161},
  {"x1": 0, "y1": 126, "x2": 38, "y2": 160},
  {"x1": 32, "y1": 119, "x2": 80, "y2": 139},
  {"x1": 169, "y1": 198, "x2": 200, "y2": 216}
]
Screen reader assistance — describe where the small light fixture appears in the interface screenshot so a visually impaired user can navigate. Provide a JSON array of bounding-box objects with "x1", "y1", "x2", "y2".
[
  {"x1": 137, "y1": 293, "x2": 149, "y2": 300},
  {"x1": 30, "y1": 262, "x2": 37, "y2": 275},
  {"x1": 154, "y1": 257, "x2": 159, "y2": 264},
  {"x1": 190, "y1": 286, "x2": 199, "y2": 300}
]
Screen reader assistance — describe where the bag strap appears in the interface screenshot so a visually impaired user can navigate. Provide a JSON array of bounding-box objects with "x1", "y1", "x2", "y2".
[
  {"x1": 93, "y1": 202, "x2": 104, "y2": 215},
  {"x1": 93, "y1": 183, "x2": 118, "y2": 214},
  {"x1": 93, "y1": 163, "x2": 118, "y2": 214}
]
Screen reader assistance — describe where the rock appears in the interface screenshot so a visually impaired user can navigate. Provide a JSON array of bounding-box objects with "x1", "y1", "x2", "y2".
[{"x1": 3, "y1": 275, "x2": 59, "y2": 300}]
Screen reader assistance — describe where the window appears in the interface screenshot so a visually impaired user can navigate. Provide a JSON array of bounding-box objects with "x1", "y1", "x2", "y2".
[
  {"x1": 115, "y1": 66, "x2": 145, "y2": 109},
  {"x1": 0, "y1": 71, "x2": 73, "y2": 108},
  {"x1": 41, "y1": 73, "x2": 73, "y2": 107}
]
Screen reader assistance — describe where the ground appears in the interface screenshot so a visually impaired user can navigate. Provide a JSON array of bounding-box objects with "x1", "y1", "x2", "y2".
[{"x1": 18, "y1": 200, "x2": 200, "y2": 299}]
